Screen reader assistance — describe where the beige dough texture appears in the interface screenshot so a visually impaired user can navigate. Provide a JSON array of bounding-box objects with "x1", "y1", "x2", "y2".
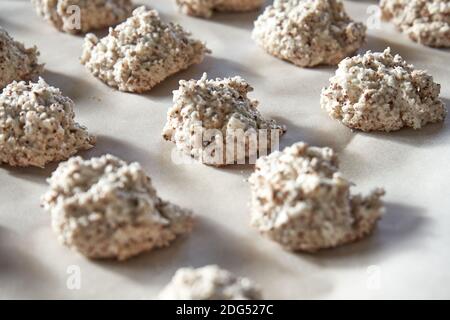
[
  {"x1": 158, "y1": 265, "x2": 262, "y2": 300},
  {"x1": 321, "y1": 48, "x2": 447, "y2": 132},
  {"x1": 41, "y1": 154, "x2": 194, "y2": 261},
  {"x1": 162, "y1": 73, "x2": 286, "y2": 166},
  {"x1": 252, "y1": 0, "x2": 367, "y2": 67},
  {"x1": 380, "y1": 0, "x2": 450, "y2": 48},
  {"x1": 31, "y1": 0, "x2": 133, "y2": 34},
  {"x1": 176, "y1": 0, "x2": 264, "y2": 18},
  {"x1": 0, "y1": 27, "x2": 43, "y2": 89},
  {"x1": 80, "y1": 6, "x2": 210, "y2": 93},
  {"x1": 249, "y1": 142, "x2": 385, "y2": 252},
  {"x1": 0, "y1": 78, "x2": 95, "y2": 168}
]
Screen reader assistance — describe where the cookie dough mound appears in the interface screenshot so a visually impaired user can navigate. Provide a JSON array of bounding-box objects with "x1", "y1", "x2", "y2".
[
  {"x1": 321, "y1": 48, "x2": 447, "y2": 132},
  {"x1": 42, "y1": 154, "x2": 194, "y2": 260},
  {"x1": 0, "y1": 27, "x2": 43, "y2": 89},
  {"x1": 31, "y1": 0, "x2": 133, "y2": 34},
  {"x1": 80, "y1": 7, "x2": 210, "y2": 93},
  {"x1": 252, "y1": 0, "x2": 366, "y2": 67},
  {"x1": 0, "y1": 79, "x2": 95, "y2": 167},
  {"x1": 162, "y1": 73, "x2": 286, "y2": 166},
  {"x1": 176, "y1": 0, "x2": 264, "y2": 18},
  {"x1": 159, "y1": 265, "x2": 262, "y2": 300},
  {"x1": 381, "y1": 0, "x2": 450, "y2": 48},
  {"x1": 249, "y1": 142, "x2": 385, "y2": 252}
]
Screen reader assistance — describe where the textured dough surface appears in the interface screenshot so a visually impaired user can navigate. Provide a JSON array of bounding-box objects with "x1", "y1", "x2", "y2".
[
  {"x1": 31, "y1": 0, "x2": 133, "y2": 34},
  {"x1": 249, "y1": 142, "x2": 385, "y2": 252},
  {"x1": 321, "y1": 48, "x2": 447, "y2": 132},
  {"x1": 252, "y1": 0, "x2": 366, "y2": 67},
  {"x1": 41, "y1": 154, "x2": 193, "y2": 261},
  {"x1": 380, "y1": 0, "x2": 450, "y2": 48},
  {"x1": 80, "y1": 6, "x2": 210, "y2": 93},
  {"x1": 0, "y1": 27, "x2": 43, "y2": 89},
  {"x1": 176, "y1": 0, "x2": 264, "y2": 18},
  {"x1": 0, "y1": 78, "x2": 95, "y2": 167},
  {"x1": 162, "y1": 73, "x2": 286, "y2": 166},
  {"x1": 159, "y1": 265, "x2": 262, "y2": 300}
]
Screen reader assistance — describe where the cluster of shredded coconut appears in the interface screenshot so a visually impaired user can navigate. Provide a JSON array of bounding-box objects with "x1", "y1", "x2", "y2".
[
  {"x1": 0, "y1": 27, "x2": 43, "y2": 89},
  {"x1": 162, "y1": 73, "x2": 286, "y2": 166},
  {"x1": 80, "y1": 6, "x2": 210, "y2": 93},
  {"x1": 176, "y1": 0, "x2": 264, "y2": 18},
  {"x1": 0, "y1": 78, "x2": 95, "y2": 167},
  {"x1": 252, "y1": 0, "x2": 366, "y2": 67},
  {"x1": 321, "y1": 48, "x2": 447, "y2": 132},
  {"x1": 249, "y1": 142, "x2": 385, "y2": 252},
  {"x1": 41, "y1": 154, "x2": 193, "y2": 261},
  {"x1": 31, "y1": 0, "x2": 133, "y2": 34},
  {"x1": 381, "y1": 0, "x2": 450, "y2": 48},
  {"x1": 159, "y1": 265, "x2": 262, "y2": 300}
]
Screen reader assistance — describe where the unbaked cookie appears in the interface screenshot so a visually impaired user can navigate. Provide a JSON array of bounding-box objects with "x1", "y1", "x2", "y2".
[
  {"x1": 249, "y1": 142, "x2": 385, "y2": 252},
  {"x1": 380, "y1": 0, "x2": 450, "y2": 48},
  {"x1": 176, "y1": 0, "x2": 264, "y2": 18},
  {"x1": 321, "y1": 48, "x2": 447, "y2": 132},
  {"x1": 0, "y1": 27, "x2": 43, "y2": 89},
  {"x1": 41, "y1": 154, "x2": 193, "y2": 261},
  {"x1": 159, "y1": 265, "x2": 262, "y2": 300},
  {"x1": 252, "y1": 0, "x2": 366, "y2": 67},
  {"x1": 80, "y1": 6, "x2": 210, "y2": 93},
  {"x1": 31, "y1": 0, "x2": 133, "y2": 34},
  {"x1": 162, "y1": 73, "x2": 286, "y2": 166},
  {"x1": 0, "y1": 78, "x2": 95, "y2": 167}
]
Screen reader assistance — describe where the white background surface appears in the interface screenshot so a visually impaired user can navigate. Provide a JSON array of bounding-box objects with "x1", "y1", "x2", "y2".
[{"x1": 0, "y1": 0, "x2": 449, "y2": 299}]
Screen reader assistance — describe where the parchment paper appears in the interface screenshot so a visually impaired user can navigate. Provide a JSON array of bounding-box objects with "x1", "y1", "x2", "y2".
[{"x1": 0, "y1": 0, "x2": 449, "y2": 299}]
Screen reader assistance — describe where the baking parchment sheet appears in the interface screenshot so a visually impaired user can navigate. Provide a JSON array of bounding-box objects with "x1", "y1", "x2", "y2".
[{"x1": 0, "y1": 0, "x2": 449, "y2": 299}]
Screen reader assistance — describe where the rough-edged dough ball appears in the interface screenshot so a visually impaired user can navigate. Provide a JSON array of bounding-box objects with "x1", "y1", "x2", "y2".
[
  {"x1": 80, "y1": 7, "x2": 210, "y2": 93},
  {"x1": 321, "y1": 48, "x2": 447, "y2": 132},
  {"x1": 0, "y1": 79, "x2": 95, "y2": 167},
  {"x1": 31, "y1": 0, "x2": 133, "y2": 34},
  {"x1": 41, "y1": 154, "x2": 193, "y2": 261},
  {"x1": 162, "y1": 73, "x2": 286, "y2": 166},
  {"x1": 0, "y1": 27, "x2": 43, "y2": 89},
  {"x1": 380, "y1": 0, "x2": 450, "y2": 48},
  {"x1": 252, "y1": 0, "x2": 366, "y2": 67},
  {"x1": 176, "y1": 0, "x2": 264, "y2": 18},
  {"x1": 159, "y1": 265, "x2": 262, "y2": 300},
  {"x1": 249, "y1": 142, "x2": 385, "y2": 252}
]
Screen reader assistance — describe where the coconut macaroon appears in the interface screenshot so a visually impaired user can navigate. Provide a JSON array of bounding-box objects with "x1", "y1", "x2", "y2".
[
  {"x1": 252, "y1": 0, "x2": 366, "y2": 67},
  {"x1": 249, "y1": 142, "x2": 385, "y2": 252},
  {"x1": 31, "y1": 0, "x2": 133, "y2": 34},
  {"x1": 80, "y1": 6, "x2": 210, "y2": 93},
  {"x1": 380, "y1": 0, "x2": 450, "y2": 48},
  {"x1": 321, "y1": 48, "x2": 447, "y2": 132},
  {"x1": 162, "y1": 73, "x2": 286, "y2": 166},
  {"x1": 0, "y1": 79, "x2": 95, "y2": 167},
  {"x1": 0, "y1": 27, "x2": 43, "y2": 89},
  {"x1": 159, "y1": 265, "x2": 262, "y2": 300},
  {"x1": 41, "y1": 154, "x2": 194, "y2": 261},
  {"x1": 176, "y1": 0, "x2": 264, "y2": 18}
]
